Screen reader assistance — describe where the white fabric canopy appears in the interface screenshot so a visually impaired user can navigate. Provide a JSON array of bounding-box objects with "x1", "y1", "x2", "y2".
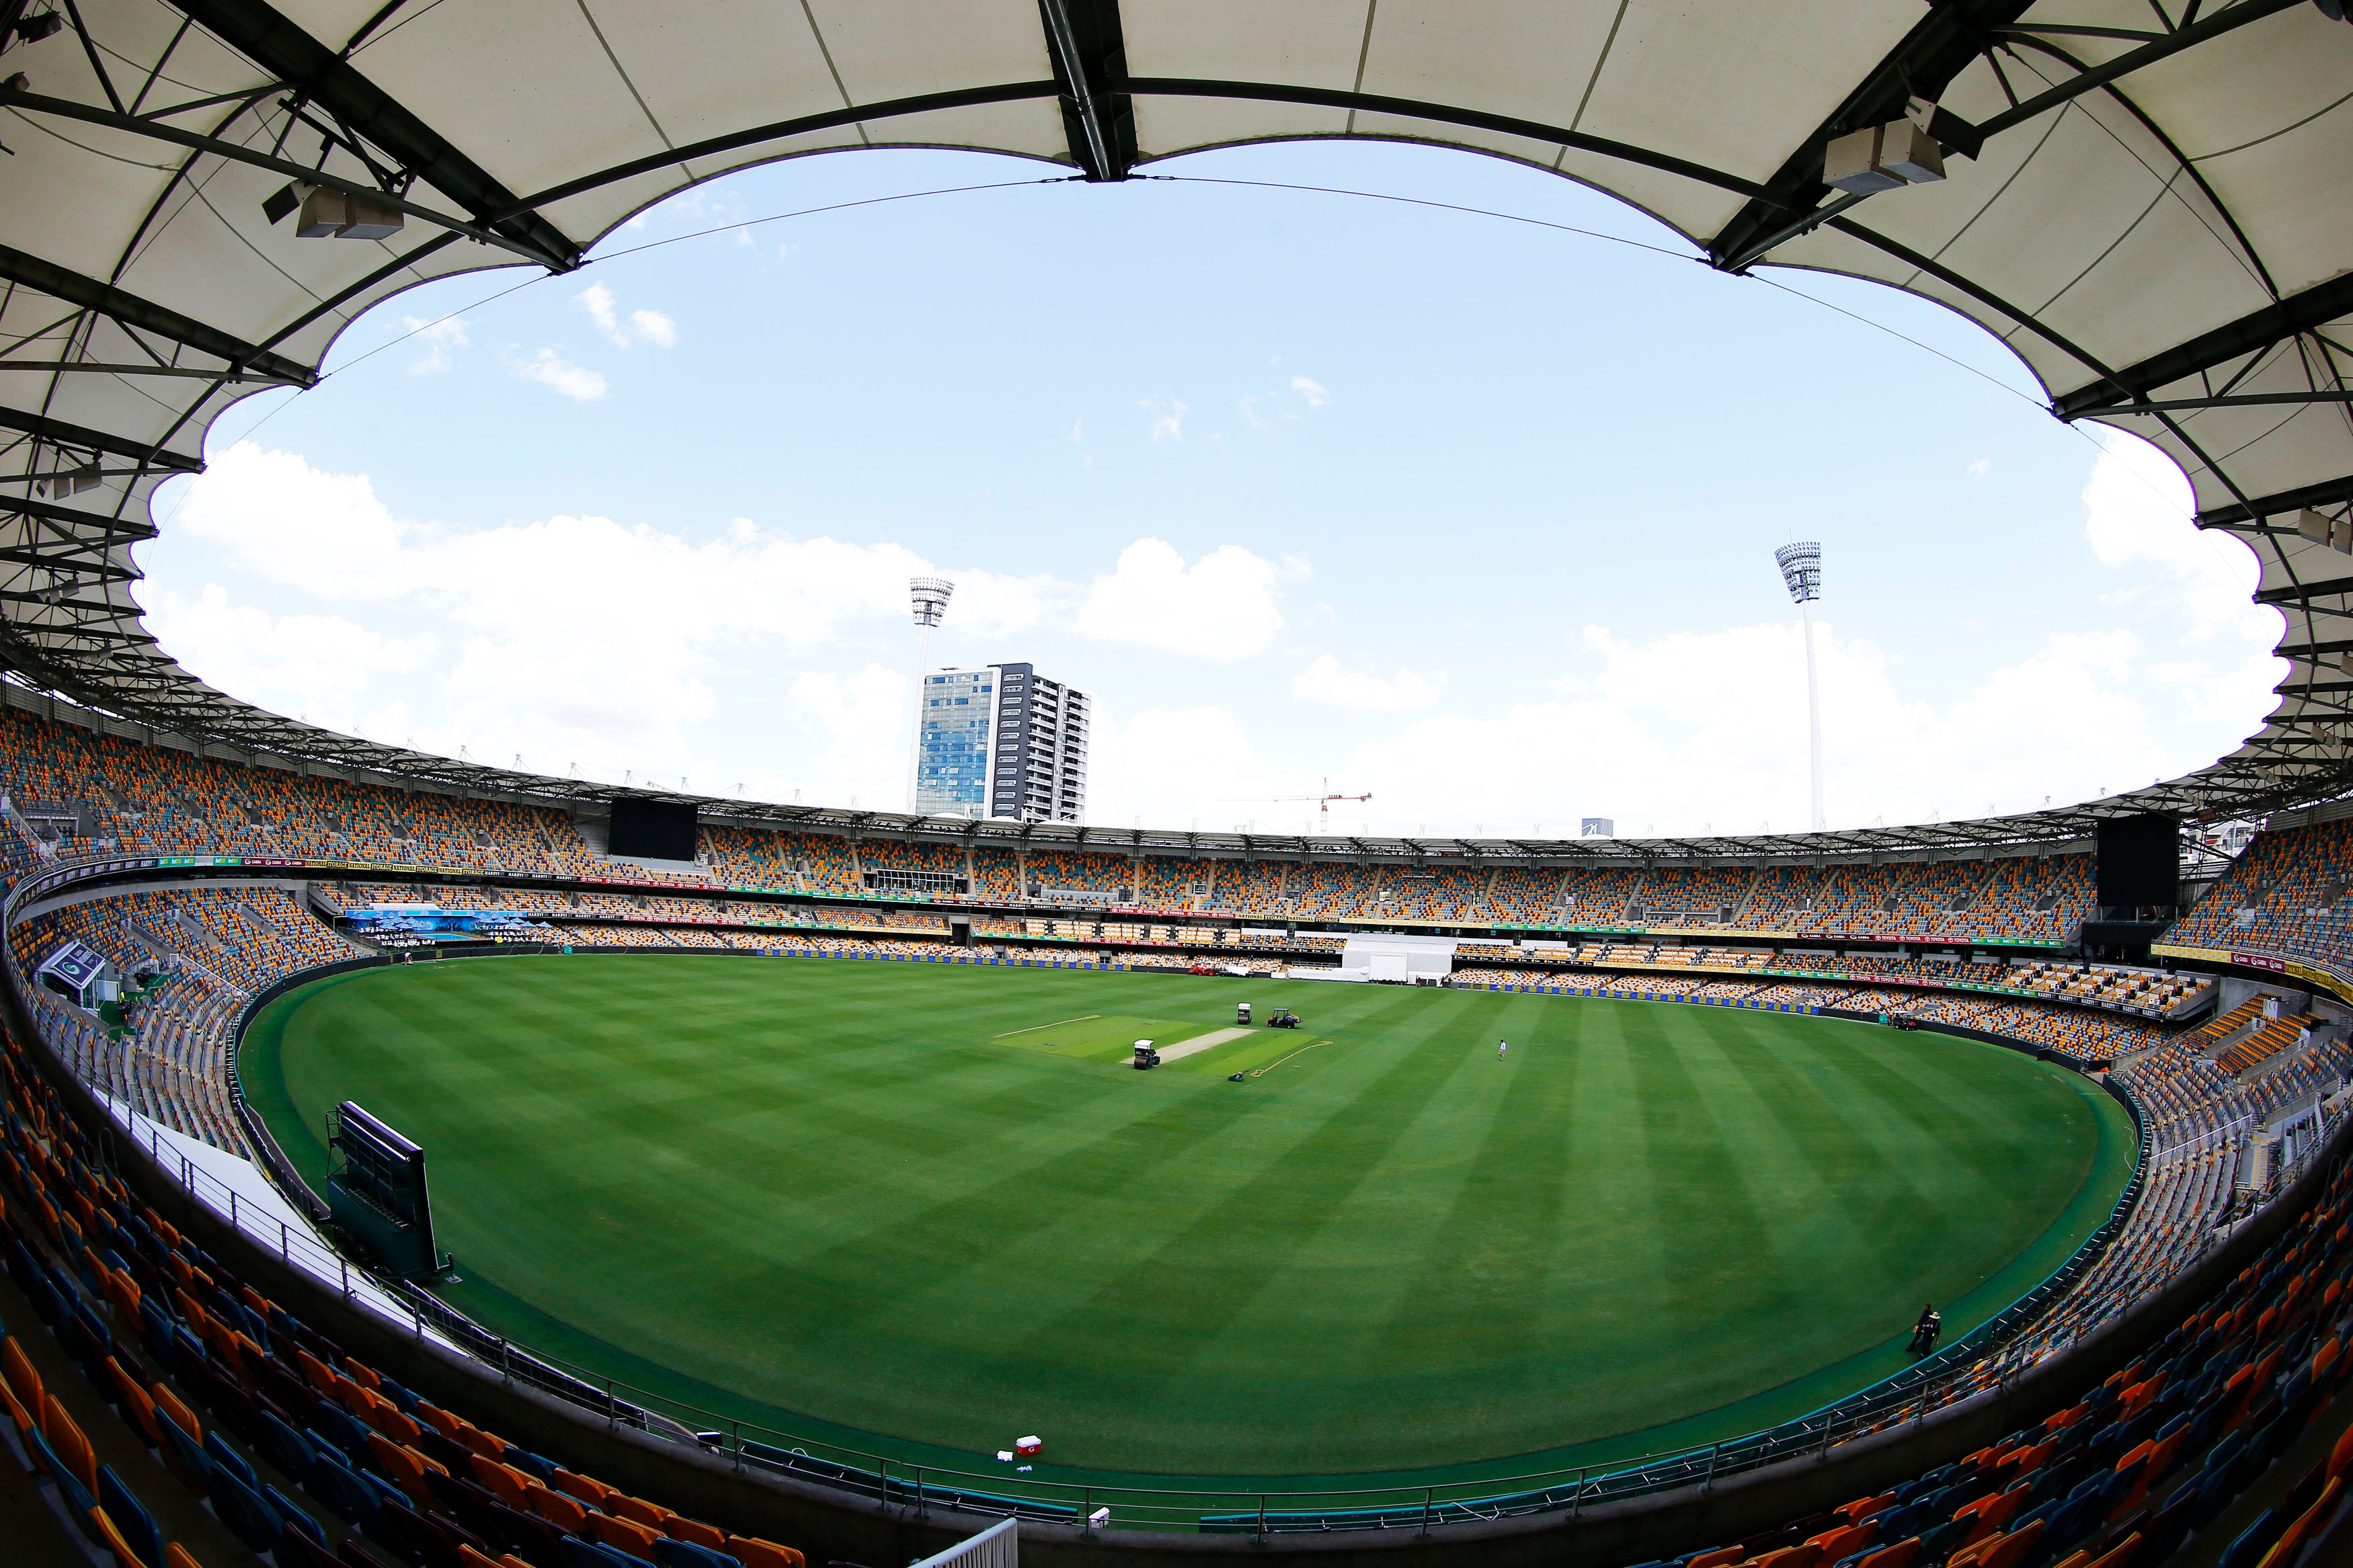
[{"x1": 0, "y1": 1, "x2": 2346, "y2": 853}]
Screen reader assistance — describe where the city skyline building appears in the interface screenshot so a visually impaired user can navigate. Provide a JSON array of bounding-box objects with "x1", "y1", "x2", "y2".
[{"x1": 914, "y1": 661, "x2": 1091, "y2": 823}]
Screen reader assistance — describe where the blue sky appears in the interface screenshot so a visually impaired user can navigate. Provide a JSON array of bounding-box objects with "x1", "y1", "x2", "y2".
[{"x1": 140, "y1": 140, "x2": 2281, "y2": 839}]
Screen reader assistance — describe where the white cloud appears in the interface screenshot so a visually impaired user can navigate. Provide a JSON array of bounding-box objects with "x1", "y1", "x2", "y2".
[
  {"x1": 1088, "y1": 706, "x2": 1299, "y2": 831},
  {"x1": 578, "y1": 284, "x2": 623, "y2": 343},
  {"x1": 788, "y1": 666, "x2": 908, "y2": 809},
  {"x1": 1143, "y1": 397, "x2": 1187, "y2": 442},
  {"x1": 399, "y1": 315, "x2": 469, "y2": 375},
  {"x1": 576, "y1": 283, "x2": 677, "y2": 349},
  {"x1": 1290, "y1": 655, "x2": 1443, "y2": 711},
  {"x1": 512, "y1": 347, "x2": 608, "y2": 401},
  {"x1": 1967, "y1": 456, "x2": 1990, "y2": 481},
  {"x1": 1323, "y1": 618, "x2": 2178, "y2": 837},
  {"x1": 154, "y1": 444, "x2": 1086, "y2": 785},
  {"x1": 143, "y1": 583, "x2": 430, "y2": 735},
  {"x1": 2083, "y1": 429, "x2": 2273, "y2": 645},
  {"x1": 1074, "y1": 539, "x2": 1308, "y2": 660},
  {"x1": 629, "y1": 308, "x2": 677, "y2": 349},
  {"x1": 1290, "y1": 375, "x2": 1330, "y2": 409}
]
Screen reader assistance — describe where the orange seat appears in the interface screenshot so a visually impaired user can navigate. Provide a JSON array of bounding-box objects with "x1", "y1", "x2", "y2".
[
  {"x1": 366, "y1": 1434, "x2": 440, "y2": 1510},
  {"x1": 1981, "y1": 1520, "x2": 2044, "y2": 1568},
  {"x1": 527, "y1": 1483, "x2": 590, "y2": 1533},
  {"x1": 1, "y1": 1337, "x2": 42, "y2": 1414},
  {"x1": 1683, "y1": 1550, "x2": 1746, "y2": 1568},
  {"x1": 610, "y1": 1495, "x2": 674, "y2": 1528},
  {"x1": 166, "y1": 1542, "x2": 205, "y2": 1568},
  {"x1": 2330, "y1": 1417, "x2": 2353, "y2": 1480},
  {"x1": 2086, "y1": 1534, "x2": 2141, "y2": 1568},
  {"x1": 2263, "y1": 1478, "x2": 2344, "y2": 1568},
  {"x1": 1853, "y1": 1541, "x2": 1920, "y2": 1568},
  {"x1": 1751, "y1": 1547, "x2": 1821, "y2": 1568},
  {"x1": 556, "y1": 1469, "x2": 619, "y2": 1506},
  {"x1": 1808, "y1": 1522, "x2": 1874, "y2": 1561},
  {"x1": 461, "y1": 1427, "x2": 510, "y2": 1460},
  {"x1": 456, "y1": 1549, "x2": 504, "y2": 1568},
  {"x1": 151, "y1": 1383, "x2": 200, "y2": 1442},
  {"x1": 417, "y1": 1403, "x2": 469, "y2": 1441},
  {"x1": 295, "y1": 1348, "x2": 342, "y2": 1396},
  {"x1": 471, "y1": 1455, "x2": 533, "y2": 1510},
  {"x1": 366, "y1": 1399, "x2": 424, "y2": 1447},
  {"x1": 106, "y1": 1358, "x2": 165, "y2": 1448},
  {"x1": 725, "y1": 1537, "x2": 808, "y2": 1568},
  {"x1": 589, "y1": 1514, "x2": 661, "y2": 1563},
  {"x1": 44, "y1": 1395, "x2": 97, "y2": 1493}
]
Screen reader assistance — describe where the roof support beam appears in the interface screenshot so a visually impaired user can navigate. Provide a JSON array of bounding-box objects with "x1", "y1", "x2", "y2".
[
  {"x1": 2198, "y1": 474, "x2": 2353, "y2": 528},
  {"x1": 2056, "y1": 271, "x2": 2353, "y2": 419},
  {"x1": 1707, "y1": 1, "x2": 2036, "y2": 272},
  {"x1": 1709, "y1": 0, "x2": 2303, "y2": 273},
  {"x1": 164, "y1": 0, "x2": 580, "y2": 272},
  {"x1": 0, "y1": 492, "x2": 159, "y2": 536},
  {"x1": 2067, "y1": 389, "x2": 2353, "y2": 419},
  {"x1": 0, "y1": 359, "x2": 305, "y2": 383},
  {"x1": 1122, "y1": 80, "x2": 1778, "y2": 202},
  {"x1": 0, "y1": 407, "x2": 201, "y2": 472},
  {"x1": 1970, "y1": 0, "x2": 2305, "y2": 144},
  {"x1": 1037, "y1": 0, "x2": 1135, "y2": 181},
  {"x1": 0, "y1": 86, "x2": 572, "y2": 271},
  {"x1": 2256, "y1": 575, "x2": 2353, "y2": 607},
  {"x1": 0, "y1": 243, "x2": 315, "y2": 386}
]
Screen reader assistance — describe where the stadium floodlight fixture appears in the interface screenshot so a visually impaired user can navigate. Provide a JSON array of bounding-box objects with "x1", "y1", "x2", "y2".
[
  {"x1": 1773, "y1": 543, "x2": 1827, "y2": 833},
  {"x1": 910, "y1": 575, "x2": 955, "y2": 628}
]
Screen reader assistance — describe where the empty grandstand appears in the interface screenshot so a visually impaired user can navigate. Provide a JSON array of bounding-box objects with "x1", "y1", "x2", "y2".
[{"x1": 2, "y1": 3, "x2": 2352, "y2": 1567}]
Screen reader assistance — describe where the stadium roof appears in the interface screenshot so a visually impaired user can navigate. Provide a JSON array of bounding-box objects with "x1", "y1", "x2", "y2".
[{"x1": 0, "y1": 0, "x2": 2348, "y2": 864}]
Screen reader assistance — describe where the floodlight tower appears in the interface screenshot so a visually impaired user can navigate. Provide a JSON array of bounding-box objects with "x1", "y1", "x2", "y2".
[
  {"x1": 1774, "y1": 542, "x2": 1826, "y2": 832},
  {"x1": 907, "y1": 576, "x2": 955, "y2": 811}
]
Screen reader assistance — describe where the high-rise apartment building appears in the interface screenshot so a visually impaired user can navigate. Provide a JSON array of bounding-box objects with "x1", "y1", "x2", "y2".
[{"x1": 913, "y1": 662, "x2": 1090, "y2": 823}]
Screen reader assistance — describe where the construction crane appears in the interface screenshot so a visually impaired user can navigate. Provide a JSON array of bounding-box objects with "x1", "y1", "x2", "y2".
[{"x1": 1224, "y1": 779, "x2": 1371, "y2": 826}]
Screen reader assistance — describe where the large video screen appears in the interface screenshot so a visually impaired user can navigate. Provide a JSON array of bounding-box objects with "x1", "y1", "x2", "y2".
[
  {"x1": 610, "y1": 797, "x2": 699, "y2": 861},
  {"x1": 2096, "y1": 813, "x2": 2180, "y2": 907}
]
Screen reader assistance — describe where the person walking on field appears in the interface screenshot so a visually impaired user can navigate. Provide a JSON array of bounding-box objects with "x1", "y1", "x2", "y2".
[
  {"x1": 1907, "y1": 1303, "x2": 1942, "y2": 1356},
  {"x1": 1498, "y1": 1039, "x2": 1508, "y2": 1062}
]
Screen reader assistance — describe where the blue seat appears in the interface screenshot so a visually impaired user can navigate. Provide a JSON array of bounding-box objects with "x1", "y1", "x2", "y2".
[
  {"x1": 160, "y1": 1419, "x2": 214, "y2": 1499},
  {"x1": 2216, "y1": 1508, "x2": 2280, "y2": 1568},
  {"x1": 203, "y1": 1428, "x2": 258, "y2": 1490},
  {"x1": 368, "y1": 1495, "x2": 450, "y2": 1567},
  {"x1": 561, "y1": 1538, "x2": 645, "y2": 1568},
  {"x1": 255, "y1": 1409, "x2": 317, "y2": 1484},
  {"x1": 209, "y1": 1467, "x2": 286, "y2": 1553},
  {"x1": 654, "y1": 1537, "x2": 745, "y2": 1568},
  {"x1": 312, "y1": 1401, "x2": 376, "y2": 1464},
  {"x1": 98, "y1": 1464, "x2": 163, "y2": 1568},
  {"x1": 303, "y1": 1454, "x2": 385, "y2": 1529},
  {"x1": 270, "y1": 1483, "x2": 329, "y2": 1547},
  {"x1": 30, "y1": 1426, "x2": 98, "y2": 1520}
]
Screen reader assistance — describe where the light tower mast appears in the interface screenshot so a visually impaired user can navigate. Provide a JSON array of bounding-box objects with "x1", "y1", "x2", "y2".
[
  {"x1": 1773, "y1": 542, "x2": 1825, "y2": 831},
  {"x1": 907, "y1": 576, "x2": 954, "y2": 812}
]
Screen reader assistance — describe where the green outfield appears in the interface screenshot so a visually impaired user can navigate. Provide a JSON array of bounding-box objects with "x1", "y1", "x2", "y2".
[{"x1": 239, "y1": 954, "x2": 2133, "y2": 1483}]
